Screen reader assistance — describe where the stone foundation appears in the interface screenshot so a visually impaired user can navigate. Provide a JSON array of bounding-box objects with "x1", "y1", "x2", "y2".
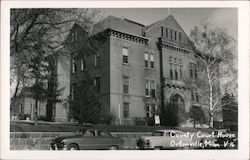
[{"x1": 10, "y1": 132, "x2": 151, "y2": 150}]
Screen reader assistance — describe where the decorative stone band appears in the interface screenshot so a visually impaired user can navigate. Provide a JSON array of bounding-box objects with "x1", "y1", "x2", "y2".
[
  {"x1": 106, "y1": 29, "x2": 150, "y2": 45},
  {"x1": 166, "y1": 83, "x2": 190, "y2": 90},
  {"x1": 158, "y1": 37, "x2": 192, "y2": 54},
  {"x1": 162, "y1": 43, "x2": 191, "y2": 54}
]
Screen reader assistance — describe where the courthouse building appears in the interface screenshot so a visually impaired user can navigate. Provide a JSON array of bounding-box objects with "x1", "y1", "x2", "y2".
[{"x1": 45, "y1": 14, "x2": 222, "y2": 126}]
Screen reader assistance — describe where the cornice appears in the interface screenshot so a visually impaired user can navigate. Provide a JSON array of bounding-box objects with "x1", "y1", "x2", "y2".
[{"x1": 106, "y1": 29, "x2": 149, "y2": 45}]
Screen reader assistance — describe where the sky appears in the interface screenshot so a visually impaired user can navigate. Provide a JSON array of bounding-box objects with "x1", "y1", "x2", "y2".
[{"x1": 98, "y1": 8, "x2": 238, "y2": 39}]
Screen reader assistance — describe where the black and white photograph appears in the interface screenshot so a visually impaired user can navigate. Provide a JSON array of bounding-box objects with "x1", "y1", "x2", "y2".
[{"x1": 1, "y1": 1, "x2": 249, "y2": 160}]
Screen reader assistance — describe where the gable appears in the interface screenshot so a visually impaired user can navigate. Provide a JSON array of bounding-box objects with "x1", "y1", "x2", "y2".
[
  {"x1": 65, "y1": 23, "x2": 88, "y2": 45},
  {"x1": 145, "y1": 15, "x2": 194, "y2": 51}
]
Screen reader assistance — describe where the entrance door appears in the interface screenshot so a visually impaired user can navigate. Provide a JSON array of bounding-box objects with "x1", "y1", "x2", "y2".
[{"x1": 169, "y1": 94, "x2": 186, "y2": 126}]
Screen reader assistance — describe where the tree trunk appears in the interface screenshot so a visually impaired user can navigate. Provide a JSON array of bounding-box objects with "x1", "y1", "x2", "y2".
[
  {"x1": 207, "y1": 66, "x2": 214, "y2": 128},
  {"x1": 46, "y1": 102, "x2": 53, "y2": 121},
  {"x1": 210, "y1": 114, "x2": 214, "y2": 128},
  {"x1": 34, "y1": 99, "x2": 38, "y2": 126},
  {"x1": 13, "y1": 78, "x2": 20, "y2": 98}
]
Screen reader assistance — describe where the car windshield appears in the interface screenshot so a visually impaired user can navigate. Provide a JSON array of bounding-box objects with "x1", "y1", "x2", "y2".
[
  {"x1": 75, "y1": 129, "x2": 87, "y2": 135},
  {"x1": 97, "y1": 131, "x2": 112, "y2": 137},
  {"x1": 83, "y1": 130, "x2": 95, "y2": 137},
  {"x1": 152, "y1": 131, "x2": 164, "y2": 136}
]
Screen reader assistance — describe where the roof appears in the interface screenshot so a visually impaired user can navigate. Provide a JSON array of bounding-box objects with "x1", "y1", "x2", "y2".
[
  {"x1": 123, "y1": 18, "x2": 145, "y2": 27},
  {"x1": 92, "y1": 15, "x2": 145, "y2": 36}
]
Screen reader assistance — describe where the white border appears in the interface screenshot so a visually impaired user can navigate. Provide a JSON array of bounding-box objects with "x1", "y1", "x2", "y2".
[{"x1": 1, "y1": 1, "x2": 249, "y2": 160}]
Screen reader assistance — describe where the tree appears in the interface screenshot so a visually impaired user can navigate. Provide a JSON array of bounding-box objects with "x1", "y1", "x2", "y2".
[
  {"x1": 68, "y1": 71, "x2": 102, "y2": 124},
  {"x1": 189, "y1": 105, "x2": 206, "y2": 128},
  {"x1": 221, "y1": 93, "x2": 238, "y2": 131},
  {"x1": 189, "y1": 24, "x2": 237, "y2": 128},
  {"x1": 10, "y1": 9, "x2": 100, "y2": 125},
  {"x1": 160, "y1": 102, "x2": 187, "y2": 127}
]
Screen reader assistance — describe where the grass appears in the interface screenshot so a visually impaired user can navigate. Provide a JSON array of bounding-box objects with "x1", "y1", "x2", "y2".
[{"x1": 10, "y1": 120, "x2": 214, "y2": 133}]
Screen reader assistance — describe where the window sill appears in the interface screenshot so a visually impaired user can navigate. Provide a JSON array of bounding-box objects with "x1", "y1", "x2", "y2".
[
  {"x1": 145, "y1": 67, "x2": 155, "y2": 71},
  {"x1": 123, "y1": 63, "x2": 130, "y2": 66}
]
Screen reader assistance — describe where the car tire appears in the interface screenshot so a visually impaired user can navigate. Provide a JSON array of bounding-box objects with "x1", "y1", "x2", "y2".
[
  {"x1": 109, "y1": 145, "x2": 118, "y2": 150},
  {"x1": 68, "y1": 144, "x2": 79, "y2": 150},
  {"x1": 154, "y1": 146, "x2": 162, "y2": 150},
  {"x1": 182, "y1": 146, "x2": 190, "y2": 150}
]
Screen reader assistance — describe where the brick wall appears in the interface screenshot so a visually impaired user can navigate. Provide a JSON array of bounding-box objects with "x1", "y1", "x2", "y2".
[{"x1": 10, "y1": 132, "x2": 152, "y2": 150}]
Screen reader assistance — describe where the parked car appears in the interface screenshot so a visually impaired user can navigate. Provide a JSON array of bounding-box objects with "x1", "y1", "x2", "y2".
[
  {"x1": 136, "y1": 129, "x2": 201, "y2": 150},
  {"x1": 50, "y1": 128, "x2": 124, "y2": 150}
]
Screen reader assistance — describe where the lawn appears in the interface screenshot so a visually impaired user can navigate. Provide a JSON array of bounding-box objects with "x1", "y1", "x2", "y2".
[{"x1": 10, "y1": 120, "x2": 211, "y2": 132}]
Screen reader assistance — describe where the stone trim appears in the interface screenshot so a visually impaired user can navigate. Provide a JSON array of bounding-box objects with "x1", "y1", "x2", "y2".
[
  {"x1": 166, "y1": 83, "x2": 190, "y2": 90},
  {"x1": 162, "y1": 43, "x2": 191, "y2": 54},
  {"x1": 106, "y1": 29, "x2": 149, "y2": 45}
]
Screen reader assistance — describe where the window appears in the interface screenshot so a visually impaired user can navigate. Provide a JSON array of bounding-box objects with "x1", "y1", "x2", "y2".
[
  {"x1": 98, "y1": 131, "x2": 111, "y2": 137},
  {"x1": 71, "y1": 33, "x2": 75, "y2": 42},
  {"x1": 191, "y1": 91, "x2": 195, "y2": 101},
  {"x1": 151, "y1": 81, "x2": 156, "y2": 98},
  {"x1": 95, "y1": 54, "x2": 100, "y2": 67},
  {"x1": 71, "y1": 83, "x2": 75, "y2": 100},
  {"x1": 170, "y1": 64, "x2": 173, "y2": 79},
  {"x1": 174, "y1": 31, "x2": 177, "y2": 41},
  {"x1": 175, "y1": 67, "x2": 178, "y2": 80},
  {"x1": 166, "y1": 28, "x2": 169, "y2": 38},
  {"x1": 72, "y1": 59, "x2": 76, "y2": 73},
  {"x1": 80, "y1": 59, "x2": 86, "y2": 71},
  {"x1": 145, "y1": 80, "x2": 150, "y2": 96},
  {"x1": 194, "y1": 66, "x2": 198, "y2": 79},
  {"x1": 94, "y1": 76, "x2": 101, "y2": 93},
  {"x1": 190, "y1": 63, "x2": 198, "y2": 79},
  {"x1": 179, "y1": 32, "x2": 182, "y2": 42},
  {"x1": 179, "y1": 59, "x2": 183, "y2": 79},
  {"x1": 146, "y1": 105, "x2": 150, "y2": 117},
  {"x1": 196, "y1": 93, "x2": 199, "y2": 102},
  {"x1": 123, "y1": 76, "x2": 129, "y2": 94},
  {"x1": 153, "y1": 105, "x2": 158, "y2": 113},
  {"x1": 150, "y1": 54, "x2": 154, "y2": 69},
  {"x1": 144, "y1": 53, "x2": 149, "y2": 68},
  {"x1": 179, "y1": 67, "x2": 183, "y2": 79},
  {"x1": 123, "y1": 103, "x2": 129, "y2": 118},
  {"x1": 170, "y1": 57, "x2": 183, "y2": 80},
  {"x1": 80, "y1": 59, "x2": 84, "y2": 71},
  {"x1": 75, "y1": 31, "x2": 78, "y2": 41},
  {"x1": 145, "y1": 80, "x2": 156, "y2": 97},
  {"x1": 170, "y1": 30, "x2": 173, "y2": 39},
  {"x1": 83, "y1": 130, "x2": 95, "y2": 137},
  {"x1": 20, "y1": 104, "x2": 24, "y2": 114},
  {"x1": 122, "y1": 47, "x2": 129, "y2": 64},
  {"x1": 190, "y1": 63, "x2": 193, "y2": 78}
]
